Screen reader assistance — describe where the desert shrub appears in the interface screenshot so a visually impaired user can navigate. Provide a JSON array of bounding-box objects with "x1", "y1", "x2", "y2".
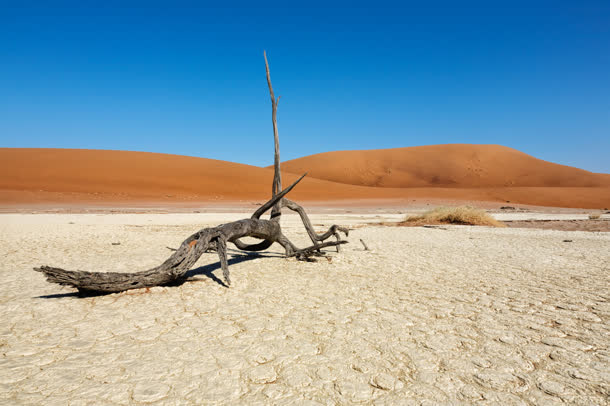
[
  {"x1": 401, "y1": 206, "x2": 505, "y2": 227},
  {"x1": 588, "y1": 213, "x2": 601, "y2": 220}
]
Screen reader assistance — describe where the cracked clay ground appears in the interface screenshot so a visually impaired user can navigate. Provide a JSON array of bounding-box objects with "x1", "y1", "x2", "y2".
[{"x1": 0, "y1": 212, "x2": 608, "y2": 405}]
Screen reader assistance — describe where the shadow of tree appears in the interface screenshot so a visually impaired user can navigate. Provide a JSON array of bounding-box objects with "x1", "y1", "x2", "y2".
[
  {"x1": 35, "y1": 251, "x2": 283, "y2": 299},
  {"x1": 177, "y1": 252, "x2": 282, "y2": 288},
  {"x1": 36, "y1": 291, "x2": 103, "y2": 299}
]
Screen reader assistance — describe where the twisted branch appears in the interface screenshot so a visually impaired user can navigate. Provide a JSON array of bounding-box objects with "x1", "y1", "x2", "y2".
[{"x1": 33, "y1": 53, "x2": 350, "y2": 294}]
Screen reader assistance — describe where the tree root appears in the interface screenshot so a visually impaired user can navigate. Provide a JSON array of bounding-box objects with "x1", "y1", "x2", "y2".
[
  {"x1": 34, "y1": 175, "x2": 348, "y2": 293},
  {"x1": 289, "y1": 240, "x2": 349, "y2": 260},
  {"x1": 33, "y1": 54, "x2": 350, "y2": 295}
]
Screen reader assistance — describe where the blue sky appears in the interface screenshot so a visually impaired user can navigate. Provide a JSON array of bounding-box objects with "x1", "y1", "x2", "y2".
[{"x1": 1, "y1": 1, "x2": 609, "y2": 173}]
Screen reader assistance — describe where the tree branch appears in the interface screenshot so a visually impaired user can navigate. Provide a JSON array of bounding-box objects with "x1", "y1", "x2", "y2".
[{"x1": 264, "y1": 50, "x2": 282, "y2": 218}]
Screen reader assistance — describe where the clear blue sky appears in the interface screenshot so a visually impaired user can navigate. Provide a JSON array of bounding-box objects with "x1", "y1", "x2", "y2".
[{"x1": 1, "y1": 1, "x2": 609, "y2": 173}]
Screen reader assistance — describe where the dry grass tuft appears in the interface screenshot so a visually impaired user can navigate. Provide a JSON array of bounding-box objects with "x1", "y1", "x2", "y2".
[
  {"x1": 400, "y1": 206, "x2": 505, "y2": 227},
  {"x1": 588, "y1": 213, "x2": 601, "y2": 220}
]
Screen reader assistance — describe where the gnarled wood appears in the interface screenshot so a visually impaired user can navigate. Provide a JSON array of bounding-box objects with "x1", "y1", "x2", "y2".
[
  {"x1": 35, "y1": 175, "x2": 330, "y2": 291},
  {"x1": 34, "y1": 53, "x2": 350, "y2": 293},
  {"x1": 282, "y1": 198, "x2": 349, "y2": 251}
]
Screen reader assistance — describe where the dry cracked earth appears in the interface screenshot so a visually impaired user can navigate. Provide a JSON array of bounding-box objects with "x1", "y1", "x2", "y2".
[{"x1": 0, "y1": 212, "x2": 608, "y2": 405}]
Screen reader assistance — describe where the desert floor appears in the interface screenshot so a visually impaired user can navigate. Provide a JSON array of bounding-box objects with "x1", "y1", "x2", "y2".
[{"x1": 0, "y1": 211, "x2": 608, "y2": 405}]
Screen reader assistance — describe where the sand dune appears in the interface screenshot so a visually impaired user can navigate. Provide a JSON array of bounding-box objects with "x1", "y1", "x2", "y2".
[
  {"x1": 1, "y1": 147, "x2": 609, "y2": 209},
  {"x1": 278, "y1": 144, "x2": 610, "y2": 188},
  {"x1": 0, "y1": 148, "x2": 375, "y2": 202}
]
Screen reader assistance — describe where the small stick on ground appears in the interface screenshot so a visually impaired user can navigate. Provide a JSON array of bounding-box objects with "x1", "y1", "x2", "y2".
[{"x1": 360, "y1": 239, "x2": 370, "y2": 251}]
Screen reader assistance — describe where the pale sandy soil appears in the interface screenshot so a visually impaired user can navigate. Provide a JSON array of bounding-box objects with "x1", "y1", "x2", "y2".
[{"x1": 1, "y1": 212, "x2": 609, "y2": 405}]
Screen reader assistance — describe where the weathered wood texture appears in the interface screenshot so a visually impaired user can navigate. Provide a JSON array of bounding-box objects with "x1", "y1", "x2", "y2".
[
  {"x1": 34, "y1": 52, "x2": 349, "y2": 293},
  {"x1": 264, "y1": 50, "x2": 282, "y2": 218},
  {"x1": 35, "y1": 176, "x2": 347, "y2": 292}
]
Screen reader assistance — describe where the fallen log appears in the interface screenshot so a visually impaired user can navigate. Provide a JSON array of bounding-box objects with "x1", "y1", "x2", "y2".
[
  {"x1": 35, "y1": 175, "x2": 346, "y2": 292},
  {"x1": 34, "y1": 52, "x2": 349, "y2": 293}
]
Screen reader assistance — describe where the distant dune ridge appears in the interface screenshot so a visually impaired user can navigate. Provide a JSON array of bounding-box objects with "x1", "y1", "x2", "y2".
[
  {"x1": 277, "y1": 144, "x2": 610, "y2": 188},
  {"x1": 1, "y1": 145, "x2": 609, "y2": 209}
]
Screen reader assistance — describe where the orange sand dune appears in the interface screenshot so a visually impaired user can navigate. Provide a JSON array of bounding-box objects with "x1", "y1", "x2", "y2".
[
  {"x1": 0, "y1": 148, "x2": 362, "y2": 202},
  {"x1": 278, "y1": 144, "x2": 610, "y2": 188},
  {"x1": 1, "y1": 148, "x2": 609, "y2": 209}
]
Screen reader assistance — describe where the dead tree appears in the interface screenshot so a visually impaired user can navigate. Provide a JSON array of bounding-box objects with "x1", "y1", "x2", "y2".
[{"x1": 34, "y1": 52, "x2": 349, "y2": 293}]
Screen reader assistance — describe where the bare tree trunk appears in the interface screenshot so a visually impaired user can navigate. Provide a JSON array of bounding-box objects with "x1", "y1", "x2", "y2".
[
  {"x1": 264, "y1": 51, "x2": 282, "y2": 219},
  {"x1": 235, "y1": 52, "x2": 348, "y2": 252},
  {"x1": 34, "y1": 53, "x2": 349, "y2": 294}
]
